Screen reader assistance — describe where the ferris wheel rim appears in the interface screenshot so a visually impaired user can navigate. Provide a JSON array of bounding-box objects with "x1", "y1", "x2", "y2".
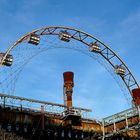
[{"x1": 0, "y1": 26, "x2": 139, "y2": 104}]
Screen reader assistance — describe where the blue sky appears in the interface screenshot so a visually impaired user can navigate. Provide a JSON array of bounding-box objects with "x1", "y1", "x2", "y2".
[{"x1": 0, "y1": 0, "x2": 140, "y2": 119}]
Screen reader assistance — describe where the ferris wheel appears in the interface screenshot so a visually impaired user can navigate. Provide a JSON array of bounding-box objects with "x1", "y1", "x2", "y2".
[{"x1": 0, "y1": 26, "x2": 139, "y2": 107}]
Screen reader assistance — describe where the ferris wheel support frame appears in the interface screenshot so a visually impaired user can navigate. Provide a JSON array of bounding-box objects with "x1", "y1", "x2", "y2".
[{"x1": 0, "y1": 26, "x2": 139, "y2": 104}]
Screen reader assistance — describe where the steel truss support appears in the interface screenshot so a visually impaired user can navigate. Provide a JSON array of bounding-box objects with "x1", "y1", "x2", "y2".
[
  {"x1": 101, "y1": 105, "x2": 140, "y2": 139},
  {"x1": 0, "y1": 93, "x2": 91, "y2": 118}
]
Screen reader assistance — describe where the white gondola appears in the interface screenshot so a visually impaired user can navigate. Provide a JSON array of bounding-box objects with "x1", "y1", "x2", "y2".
[
  {"x1": 28, "y1": 34, "x2": 40, "y2": 45},
  {"x1": 89, "y1": 42, "x2": 101, "y2": 53},
  {"x1": 1, "y1": 53, "x2": 13, "y2": 67},
  {"x1": 59, "y1": 30, "x2": 71, "y2": 42},
  {"x1": 114, "y1": 65, "x2": 126, "y2": 76}
]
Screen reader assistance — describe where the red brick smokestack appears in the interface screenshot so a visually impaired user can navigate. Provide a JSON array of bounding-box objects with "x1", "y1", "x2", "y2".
[{"x1": 63, "y1": 72, "x2": 74, "y2": 108}]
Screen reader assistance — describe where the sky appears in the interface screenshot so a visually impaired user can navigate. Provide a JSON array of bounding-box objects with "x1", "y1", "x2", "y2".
[{"x1": 0, "y1": 0, "x2": 140, "y2": 119}]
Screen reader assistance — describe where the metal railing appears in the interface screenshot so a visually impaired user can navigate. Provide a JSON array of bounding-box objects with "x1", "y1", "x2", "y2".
[
  {"x1": 102, "y1": 106, "x2": 140, "y2": 139},
  {"x1": 0, "y1": 93, "x2": 92, "y2": 119}
]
